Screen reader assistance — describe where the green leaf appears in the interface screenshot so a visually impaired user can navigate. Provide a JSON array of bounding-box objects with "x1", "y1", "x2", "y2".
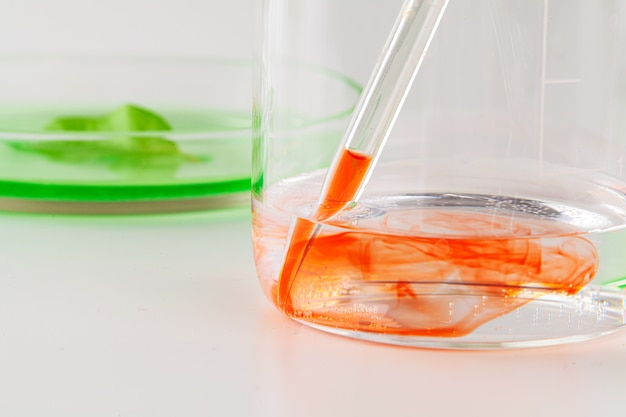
[
  {"x1": 42, "y1": 104, "x2": 172, "y2": 133},
  {"x1": 8, "y1": 104, "x2": 197, "y2": 179},
  {"x1": 96, "y1": 104, "x2": 172, "y2": 132},
  {"x1": 44, "y1": 116, "x2": 101, "y2": 131}
]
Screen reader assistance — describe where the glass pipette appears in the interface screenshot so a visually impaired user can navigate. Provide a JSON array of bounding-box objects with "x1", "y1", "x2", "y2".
[{"x1": 277, "y1": 0, "x2": 450, "y2": 313}]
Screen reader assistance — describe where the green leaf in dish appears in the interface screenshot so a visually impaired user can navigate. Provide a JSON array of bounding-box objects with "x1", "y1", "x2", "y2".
[
  {"x1": 96, "y1": 104, "x2": 172, "y2": 132},
  {"x1": 8, "y1": 104, "x2": 200, "y2": 178},
  {"x1": 43, "y1": 104, "x2": 178, "y2": 156},
  {"x1": 44, "y1": 116, "x2": 102, "y2": 131}
]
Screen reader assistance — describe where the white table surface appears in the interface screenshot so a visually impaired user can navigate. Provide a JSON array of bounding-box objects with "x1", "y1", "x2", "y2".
[{"x1": 1, "y1": 206, "x2": 625, "y2": 416}]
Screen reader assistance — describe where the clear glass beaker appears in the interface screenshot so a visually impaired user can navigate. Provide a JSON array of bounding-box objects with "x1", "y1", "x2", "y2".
[{"x1": 252, "y1": 0, "x2": 626, "y2": 348}]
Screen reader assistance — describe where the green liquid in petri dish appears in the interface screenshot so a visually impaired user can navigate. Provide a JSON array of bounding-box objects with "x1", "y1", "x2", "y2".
[{"x1": 0, "y1": 104, "x2": 251, "y2": 207}]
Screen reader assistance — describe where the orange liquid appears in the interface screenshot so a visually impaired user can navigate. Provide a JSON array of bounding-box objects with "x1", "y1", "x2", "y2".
[
  {"x1": 277, "y1": 149, "x2": 372, "y2": 313},
  {"x1": 271, "y1": 149, "x2": 599, "y2": 337}
]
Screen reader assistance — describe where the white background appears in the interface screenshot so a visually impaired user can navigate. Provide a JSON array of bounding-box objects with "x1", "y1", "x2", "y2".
[
  {"x1": 1, "y1": 1, "x2": 626, "y2": 416},
  {"x1": 0, "y1": 0, "x2": 255, "y2": 59}
]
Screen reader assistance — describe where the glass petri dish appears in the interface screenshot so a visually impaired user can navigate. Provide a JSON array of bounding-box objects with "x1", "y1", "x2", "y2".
[
  {"x1": 0, "y1": 56, "x2": 362, "y2": 215},
  {"x1": 0, "y1": 56, "x2": 361, "y2": 214},
  {"x1": 0, "y1": 55, "x2": 236, "y2": 214}
]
